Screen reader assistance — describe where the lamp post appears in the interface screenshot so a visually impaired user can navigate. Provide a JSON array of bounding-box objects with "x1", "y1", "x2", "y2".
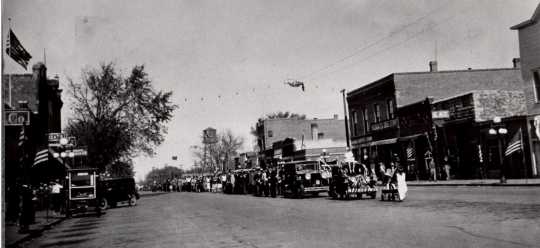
[{"x1": 488, "y1": 116, "x2": 508, "y2": 183}]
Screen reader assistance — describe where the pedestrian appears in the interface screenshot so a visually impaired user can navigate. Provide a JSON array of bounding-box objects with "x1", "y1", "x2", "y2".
[
  {"x1": 429, "y1": 159, "x2": 437, "y2": 181},
  {"x1": 50, "y1": 179, "x2": 63, "y2": 215},
  {"x1": 443, "y1": 156, "x2": 451, "y2": 180}
]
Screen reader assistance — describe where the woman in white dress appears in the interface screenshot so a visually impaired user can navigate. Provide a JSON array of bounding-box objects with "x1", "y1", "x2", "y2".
[{"x1": 395, "y1": 167, "x2": 408, "y2": 201}]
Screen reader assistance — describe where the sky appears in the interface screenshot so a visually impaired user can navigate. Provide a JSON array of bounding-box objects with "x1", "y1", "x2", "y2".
[{"x1": 2, "y1": 0, "x2": 538, "y2": 181}]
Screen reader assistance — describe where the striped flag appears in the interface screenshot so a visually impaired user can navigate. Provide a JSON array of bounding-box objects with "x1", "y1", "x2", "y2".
[
  {"x1": 406, "y1": 142, "x2": 415, "y2": 160},
  {"x1": 505, "y1": 128, "x2": 522, "y2": 157},
  {"x1": 6, "y1": 29, "x2": 32, "y2": 70},
  {"x1": 33, "y1": 148, "x2": 49, "y2": 167},
  {"x1": 18, "y1": 127, "x2": 27, "y2": 147}
]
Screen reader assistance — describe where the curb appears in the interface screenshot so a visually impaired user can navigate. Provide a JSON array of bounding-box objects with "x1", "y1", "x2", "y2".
[
  {"x1": 7, "y1": 217, "x2": 66, "y2": 248},
  {"x1": 408, "y1": 183, "x2": 540, "y2": 187}
]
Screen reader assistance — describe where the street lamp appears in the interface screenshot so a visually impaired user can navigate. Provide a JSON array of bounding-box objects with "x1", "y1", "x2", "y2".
[{"x1": 488, "y1": 116, "x2": 507, "y2": 183}]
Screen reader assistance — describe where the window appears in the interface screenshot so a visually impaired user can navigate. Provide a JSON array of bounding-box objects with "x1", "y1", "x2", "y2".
[
  {"x1": 362, "y1": 108, "x2": 369, "y2": 133},
  {"x1": 374, "y1": 104, "x2": 381, "y2": 123},
  {"x1": 317, "y1": 133, "x2": 324, "y2": 139},
  {"x1": 352, "y1": 111, "x2": 358, "y2": 136},
  {"x1": 387, "y1": 99, "x2": 395, "y2": 119},
  {"x1": 534, "y1": 70, "x2": 540, "y2": 102},
  {"x1": 268, "y1": 130, "x2": 273, "y2": 137}
]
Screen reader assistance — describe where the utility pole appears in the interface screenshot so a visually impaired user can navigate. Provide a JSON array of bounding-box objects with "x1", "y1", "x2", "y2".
[{"x1": 341, "y1": 89, "x2": 351, "y2": 148}]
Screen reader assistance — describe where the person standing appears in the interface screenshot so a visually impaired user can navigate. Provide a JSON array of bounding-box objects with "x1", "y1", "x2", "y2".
[
  {"x1": 50, "y1": 180, "x2": 63, "y2": 215},
  {"x1": 429, "y1": 159, "x2": 437, "y2": 181},
  {"x1": 443, "y1": 156, "x2": 451, "y2": 180}
]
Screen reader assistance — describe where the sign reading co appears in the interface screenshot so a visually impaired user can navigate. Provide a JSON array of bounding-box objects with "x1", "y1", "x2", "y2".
[{"x1": 5, "y1": 110, "x2": 30, "y2": 126}]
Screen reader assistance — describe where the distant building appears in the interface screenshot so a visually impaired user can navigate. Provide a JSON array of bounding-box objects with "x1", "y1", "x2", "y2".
[
  {"x1": 255, "y1": 115, "x2": 345, "y2": 151},
  {"x1": 347, "y1": 61, "x2": 525, "y2": 179},
  {"x1": 253, "y1": 115, "x2": 346, "y2": 168},
  {"x1": 511, "y1": 3, "x2": 540, "y2": 177}
]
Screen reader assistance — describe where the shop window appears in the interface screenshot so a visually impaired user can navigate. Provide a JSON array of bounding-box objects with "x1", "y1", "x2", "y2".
[
  {"x1": 387, "y1": 99, "x2": 395, "y2": 119},
  {"x1": 374, "y1": 104, "x2": 381, "y2": 123},
  {"x1": 363, "y1": 107, "x2": 369, "y2": 133},
  {"x1": 352, "y1": 111, "x2": 358, "y2": 136},
  {"x1": 534, "y1": 70, "x2": 540, "y2": 102}
]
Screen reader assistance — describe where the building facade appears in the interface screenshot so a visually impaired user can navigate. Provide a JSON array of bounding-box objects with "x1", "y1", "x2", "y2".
[
  {"x1": 347, "y1": 62, "x2": 525, "y2": 179},
  {"x1": 3, "y1": 63, "x2": 64, "y2": 222},
  {"x1": 511, "y1": 3, "x2": 540, "y2": 177}
]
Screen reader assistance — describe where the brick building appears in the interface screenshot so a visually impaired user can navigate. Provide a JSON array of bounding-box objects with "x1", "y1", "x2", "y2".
[
  {"x1": 347, "y1": 62, "x2": 525, "y2": 179},
  {"x1": 511, "y1": 3, "x2": 540, "y2": 177},
  {"x1": 3, "y1": 63, "x2": 64, "y2": 221},
  {"x1": 432, "y1": 90, "x2": 529, "y2": 180},
  {"x1": 253, "y1": 115, "x2": 346, "y2": 168}
]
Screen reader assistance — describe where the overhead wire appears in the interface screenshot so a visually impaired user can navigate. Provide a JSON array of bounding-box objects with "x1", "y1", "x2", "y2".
[{"x1": 297, "y1": 0, "x2": 454, "y2": 81}]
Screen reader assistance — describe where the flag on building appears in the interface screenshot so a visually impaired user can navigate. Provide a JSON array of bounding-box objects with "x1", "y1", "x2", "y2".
[
  {"x1": 18, "y1": 127, "x2": 27, "y2": 147},
  {"x1": 505, "y1": 128, "x2": 522, "y2": 157},
  {"x1": 33, "y1": 148, "x2": 49, "y2": 167},
  {"x1": 6, "y1": 29, "x2": 32, "y2": 70}
]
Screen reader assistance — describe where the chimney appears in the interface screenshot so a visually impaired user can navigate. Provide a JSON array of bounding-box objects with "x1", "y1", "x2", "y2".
[
  {"x1": 333, "y1": 114, "x2": 338, "y2": 119},
  {"x1": 429, "y1": 61, "x2": 438, "y2": 72},
  {"x1": 512, "y1": 58, "x2": 521, "y2": 69}
]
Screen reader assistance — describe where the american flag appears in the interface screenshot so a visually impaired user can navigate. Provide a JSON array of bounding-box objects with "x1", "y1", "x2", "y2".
[
  {"x1": 6, "y1": 29, "x2": 32, "y2": 70},
  {"x1": 505, "y1": 128, "x2": 522, "y2": 157},
  {"x1": 406, "y1": 143, "x2": 415, "y2": 160},
  {"x1": 33, "y1": 148, "x2": 49, "y2": 167}
]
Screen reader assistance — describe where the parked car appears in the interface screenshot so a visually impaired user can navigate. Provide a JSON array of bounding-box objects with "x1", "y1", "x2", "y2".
[
  {"x1": 67, "y1": 168, "x2": 101, "y2": 217},
  {"x1": 98, "y1": 177, "x2": 140, "y2": 210},
  {"x1": 282, "y1": 160, "x2": 330, "y2": 198}
]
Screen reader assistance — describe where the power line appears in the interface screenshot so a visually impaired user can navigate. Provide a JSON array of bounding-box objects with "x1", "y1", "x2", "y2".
[
  {"x1": 316, "y1": 14, "x2": 457, "y2": 79},
  {"x1": 297, "y1": 0, "x2": 454, "y2": 81}
]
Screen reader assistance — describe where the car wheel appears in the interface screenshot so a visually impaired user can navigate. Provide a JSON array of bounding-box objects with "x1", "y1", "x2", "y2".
[
  {"x1": 128, "y1": 194, "x2": 137, "y2": 206},
  {"x1": 98, "y1": 198, "x2": 108, "y2": 211}
]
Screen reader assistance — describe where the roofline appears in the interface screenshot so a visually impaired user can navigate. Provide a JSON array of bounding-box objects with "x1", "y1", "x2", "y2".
[
  {"x1": 347, "y1": 74, "x2": 394, "y2": 98},
  {"x1": 264, "y1": 117, "x2": 343, "y2": 122},
  {"x1": 511, "y1": 19, "x2": 536, "y2": 30},
  {"x1": 347, "y1": 67, "x2": 518, "y2": 98},
  {"x1": 432, "y1": 89, "x2": 524, "y2": 104}
]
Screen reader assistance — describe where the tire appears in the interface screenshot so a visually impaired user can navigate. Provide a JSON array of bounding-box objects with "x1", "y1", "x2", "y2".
[
  {"x1": 98, "y1": 198, "x2": 108, "y2": 211},
  {"x1": 128, "y1": 194, "x2": 137, "y2": 206}
]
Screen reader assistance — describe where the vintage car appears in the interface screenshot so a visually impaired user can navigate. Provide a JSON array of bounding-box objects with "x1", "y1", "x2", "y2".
[
  {"x1": 98, "y1": 177, "x2": 140, "y2": 210},
  {"x1": 282, "y1": 160, "x2": 330, "y2": 198},
  {"x1": 67, "y1": 168, "x2": 101, "y2": 217},
  {"x1": 329, "y1": 162, "x2": 377, "y2": 200}
]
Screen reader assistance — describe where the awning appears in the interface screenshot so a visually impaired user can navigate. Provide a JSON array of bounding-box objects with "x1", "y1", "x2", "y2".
[
  {"x1": 369, "y1": 138, "x2": 398, "y2": 146},
  {"x1": 398, "y1": 134, "x2": 425, "y2": 142}
]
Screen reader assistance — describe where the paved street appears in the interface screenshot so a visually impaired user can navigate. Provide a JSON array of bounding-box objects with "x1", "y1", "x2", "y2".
[{"x1": 21, "y1": 187, "x2": 540, "y2": 248}]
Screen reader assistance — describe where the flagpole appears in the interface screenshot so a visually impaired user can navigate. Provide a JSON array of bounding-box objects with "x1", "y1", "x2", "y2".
[
  {"x1": 520, "y1": 127, "x2": 527, "y2": 184},
  {"x1": 8, "y1": 18, "x2": 12, "y2": 107}
]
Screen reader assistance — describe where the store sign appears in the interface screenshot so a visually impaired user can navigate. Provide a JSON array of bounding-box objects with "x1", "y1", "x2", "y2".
[
  {"x1": 72, "y1": 148, "x2": 88, "y2": 156},
  {"x1": 48, "y1": 133, "x2": 76, "y2": 146},
  {"x1": 371, "y1": 119, "x2": 398, "y2": 132},
  {"x1": 432, "y1": 110, "x2": 450, "y2": 119},
  {"x1": 5, "y1": 110, "x2": 30, "y2": 126}
]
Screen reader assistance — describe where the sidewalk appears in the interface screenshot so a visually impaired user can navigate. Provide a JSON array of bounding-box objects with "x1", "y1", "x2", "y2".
[
  {"x1": 407, "y1": 178, "x2": 540, "y2": 186},
  {"x1": 4, "y1": 210, "x2": 65, "y2": 248}
]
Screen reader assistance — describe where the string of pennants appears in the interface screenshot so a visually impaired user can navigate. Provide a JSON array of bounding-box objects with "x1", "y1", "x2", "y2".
[{"x1": 180, "y1": 80, "x2": 338, "y2": 104}]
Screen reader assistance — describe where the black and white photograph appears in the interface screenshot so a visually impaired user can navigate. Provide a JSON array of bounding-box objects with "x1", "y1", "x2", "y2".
[{"x1": 2, "y1": 0, "x2": 540, "y2": 247}]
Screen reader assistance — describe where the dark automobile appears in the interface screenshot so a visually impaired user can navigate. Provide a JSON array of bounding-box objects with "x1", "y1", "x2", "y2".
[
  {"x1": 282, "y1": 160, "x2": 330, "y2": 198},
  {"x1": 98, "y1": 177, "x2": 140, "y2": 210}
]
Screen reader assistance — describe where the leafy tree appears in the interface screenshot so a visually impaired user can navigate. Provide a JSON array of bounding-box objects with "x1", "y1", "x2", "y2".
[{"x1": 66, "y1": 63, "x2": 177, "y2": 174}]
